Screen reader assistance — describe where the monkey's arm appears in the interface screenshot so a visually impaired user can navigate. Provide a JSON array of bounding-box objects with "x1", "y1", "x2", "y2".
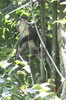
[
  {"x1": 20, "y1": 36, "x2": 29, "y2": 47},
  {"x1": 20, "y1": 33, "x2": 36, "y2": 47}
]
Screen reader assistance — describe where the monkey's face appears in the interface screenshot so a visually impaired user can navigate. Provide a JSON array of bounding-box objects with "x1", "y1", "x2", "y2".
[{"x1": 17, "y1": 18, "x2": 28, "y2": 33}]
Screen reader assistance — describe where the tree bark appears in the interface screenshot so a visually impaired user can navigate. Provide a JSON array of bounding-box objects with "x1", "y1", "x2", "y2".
[
  {"x1": 38, "y1": 0, "x2": 46, "y2": 81},
  {"x1": 58, "y1": 24, "x2": 66, "y2": 100},
  {"x1": 51, "y1": 1, "x2": 57, "y2": 90},
  {"x1": 57, "y1": 0, "x2": 66, "y2": 99}
]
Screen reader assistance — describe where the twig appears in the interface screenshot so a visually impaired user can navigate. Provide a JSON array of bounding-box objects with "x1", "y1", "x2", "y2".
[{"x1": 5, "y1": 2, "x2": 30, "y2": 15}]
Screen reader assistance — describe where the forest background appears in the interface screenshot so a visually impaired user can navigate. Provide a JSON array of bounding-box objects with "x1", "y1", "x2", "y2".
[{"x1": 0, "y1": 0, "x2": 66, "y2": 100}]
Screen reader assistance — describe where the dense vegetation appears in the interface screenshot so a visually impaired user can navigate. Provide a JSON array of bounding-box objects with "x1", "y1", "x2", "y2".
[{"x1": 0, "y1": 0, "x2": 66, "y2": 100}]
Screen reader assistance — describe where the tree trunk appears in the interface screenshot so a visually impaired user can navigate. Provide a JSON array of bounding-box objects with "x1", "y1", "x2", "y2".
[
  {"x1": 57, "y1": 0, "x2": 66, "y2": 99},
  {"x1": 58, "y1": 24, "x2": 66, "y2": 100},
  {"x1": 51, "y1": 1, "x2": 57, "y2": 90},
  {"x1": 38, "y1": 0, "x2": 46, "y2": 81}
]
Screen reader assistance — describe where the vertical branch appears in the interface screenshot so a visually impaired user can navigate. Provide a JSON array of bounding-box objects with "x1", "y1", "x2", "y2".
[
  {"x1": 38, "y1": 0, "x2": 47, "y2": 81},
  {"x1": 51, "y1": 1, "x2": 57, "y2": 89},
  {"x1": 39, "y1": 0, "x2": 46, "y2": 41}
]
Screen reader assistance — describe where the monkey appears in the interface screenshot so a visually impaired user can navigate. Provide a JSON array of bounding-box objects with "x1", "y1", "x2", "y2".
[{"x1": 16, "y1": 18, "x2": 40, "y2": 57}]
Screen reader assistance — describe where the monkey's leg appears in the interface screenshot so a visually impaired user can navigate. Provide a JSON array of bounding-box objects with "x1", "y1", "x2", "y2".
[{"x1": 17, "y1": 42, "x2": 27, "y2": 57}]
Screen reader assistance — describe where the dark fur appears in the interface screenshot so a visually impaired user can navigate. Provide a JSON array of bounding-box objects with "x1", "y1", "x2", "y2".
[{"x1": 20, "y1": 25, "x2": 40, "y2": 48}]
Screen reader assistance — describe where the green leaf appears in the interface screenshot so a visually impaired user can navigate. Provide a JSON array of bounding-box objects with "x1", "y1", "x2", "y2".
[
  {"x1": 25, "y1": 96, "x2": 31, "y2": 100},
  {"x1": 9, "y1": 49, "x2": 16, "y2": 57},
  {"x1": 23, "y1": 65, "x2": 31, "y2": 73},
  {"x1": 0, "y1": 60, "x2": 11, "y2": 69},
  {"x1": 63, "y1": 8, "x2": 66, "y2": 12},
  {"x1": 51, "y1": 0, "x2": 57, "y2": 3},
  {"x1": 15, "y1": 60, "x2": 28, "y2": 66},
  {"x1": 32, "y1": 84, "x2": 42, "y2": 90},
  {"x1": 40, "y1": 83, "x2": 50, "y2": 91},
  {"x1": 53, "y1": 19, "x2": 66, "y2": 24},
  {"x1": 5, "y1": 14, "x2": 10, "y2": 19},
  {"x1": 60, "y1": 1, "x2": 66, "y2": 5},
  {"x1": 2, "y1": 47, "x2": 12, "y2": 54},
  {"x1": 0, "y1": 79, "x2": 5, "y2": 83}
]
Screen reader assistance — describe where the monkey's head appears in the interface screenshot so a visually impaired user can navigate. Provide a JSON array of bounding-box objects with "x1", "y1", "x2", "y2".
[{"x1": 17, "y1": 18, "x2": 28, "y2": 34}]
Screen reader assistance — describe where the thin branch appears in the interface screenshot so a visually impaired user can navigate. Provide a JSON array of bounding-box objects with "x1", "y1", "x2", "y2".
[{"x1": 5, "y1": 2, "x2": 30, "y2": 15}]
